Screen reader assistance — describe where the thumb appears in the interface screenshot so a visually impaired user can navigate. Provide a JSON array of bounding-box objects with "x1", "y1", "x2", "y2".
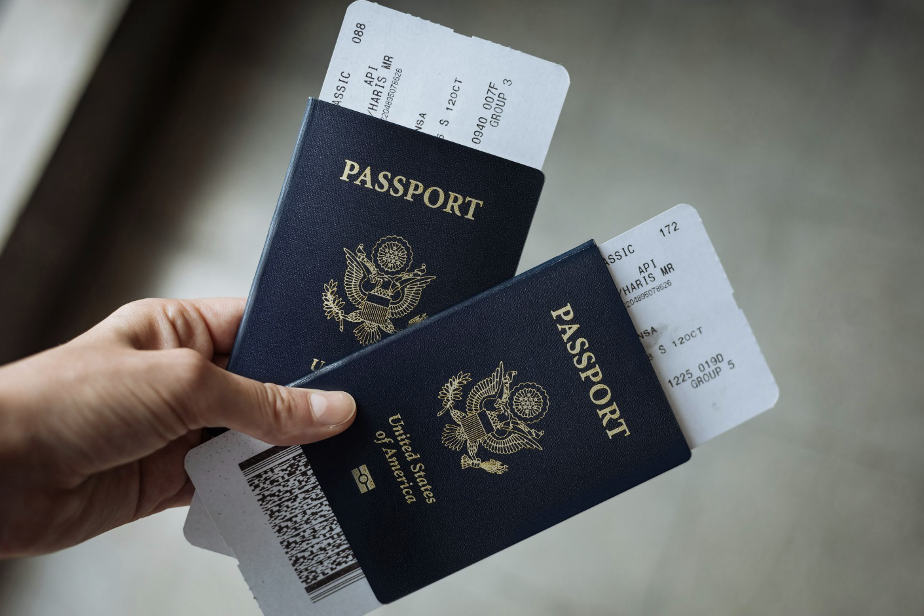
[{"x1": 180, "y1": 354, "x2": 356, "y2": 445}]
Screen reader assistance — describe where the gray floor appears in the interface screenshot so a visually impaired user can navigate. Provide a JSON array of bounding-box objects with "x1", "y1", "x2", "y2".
[{"x1": 2, "y1": 0, "x2": 924, "y2": 614}]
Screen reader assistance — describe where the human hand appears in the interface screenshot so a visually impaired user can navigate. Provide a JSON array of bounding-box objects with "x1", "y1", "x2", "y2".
[{"x1": 0, "y1": 298, "x2": 355, "y2": 557}]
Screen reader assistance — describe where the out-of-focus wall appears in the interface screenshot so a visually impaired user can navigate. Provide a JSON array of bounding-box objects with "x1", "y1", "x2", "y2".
[
  {"x1": 0, "y1": 0, "x2": 129, "y2": 247},
  {"x1": 1, "y1": 1, "x2": 923, "y2": 615}
]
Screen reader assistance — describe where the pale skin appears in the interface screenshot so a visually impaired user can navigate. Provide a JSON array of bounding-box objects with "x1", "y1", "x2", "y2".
[{"x1": 0, "y1": 297, "x2": 356, "y2": 558}]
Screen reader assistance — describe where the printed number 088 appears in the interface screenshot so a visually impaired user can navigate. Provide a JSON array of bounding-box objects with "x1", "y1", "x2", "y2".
[{"x1": 352, "y1": 23, "x2": 365, "y2": 44}]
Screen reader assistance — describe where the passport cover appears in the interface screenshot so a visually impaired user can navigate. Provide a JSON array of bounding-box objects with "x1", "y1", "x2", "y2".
[
  {"x1": 292, "y1": 241, "x2": 692, "y2": 603},
  {"x1": 227, "y1": 99, "x2": 544, "y2": 385}
]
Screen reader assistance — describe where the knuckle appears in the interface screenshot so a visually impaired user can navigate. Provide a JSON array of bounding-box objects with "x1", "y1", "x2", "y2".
[
  {"x1": 103, "y1": 298, "x2": 170, "y2": 346},
  {"x1": 116, "y1": 298, "x2": 167, "y2": 319},
  {"x1": 161, "y1": 300, "x2": 201, "y2": 348},
  {"x1": 108, "y1": 298, "x2": 207, "y2": 352}
]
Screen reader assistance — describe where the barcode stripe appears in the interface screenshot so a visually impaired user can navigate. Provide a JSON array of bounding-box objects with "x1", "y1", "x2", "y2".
[
  {"x1": 241, "y1": 445, "x2": 302, "y2": 477},
  {"x1": 240, "y1": 447, "x2": 363, "y2": 602},
  {"x1": 309, "y1": 567, "x2": 366, "y2": 602}
]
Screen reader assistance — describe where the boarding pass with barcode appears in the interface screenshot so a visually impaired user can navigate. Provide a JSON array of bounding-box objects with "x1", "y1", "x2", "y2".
[{"x1": 184, "y1": 204, "x2": 778, "y2": 616}]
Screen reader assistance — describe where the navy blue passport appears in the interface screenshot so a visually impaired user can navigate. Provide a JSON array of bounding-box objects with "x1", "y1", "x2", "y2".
[
  {"x1": 227, "y1": 99, "x2": 544, "y2": 385},
  {"x1": 292, "y1": 241, "x2": 691, "y2": 603}
]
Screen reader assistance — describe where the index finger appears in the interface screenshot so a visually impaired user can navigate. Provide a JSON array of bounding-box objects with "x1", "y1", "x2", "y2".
[{"x1": 90, "y1": 297, "x2": 247, "y2": 357}]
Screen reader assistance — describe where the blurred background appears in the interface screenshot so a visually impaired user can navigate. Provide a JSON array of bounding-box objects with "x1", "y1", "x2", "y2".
[{"x1": 1, "y1": 0, "x2": 923, "y2": 614}]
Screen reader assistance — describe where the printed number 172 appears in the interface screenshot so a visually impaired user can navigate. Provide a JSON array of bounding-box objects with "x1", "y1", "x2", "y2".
[{"x1": 660, "y1": 221, "x2": 679, "y2": 237}]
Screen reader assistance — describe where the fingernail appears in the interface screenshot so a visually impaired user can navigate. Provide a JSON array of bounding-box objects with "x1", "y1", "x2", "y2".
[{"x1": 310, "y1": 391, "x2": 355, "y2": 427}]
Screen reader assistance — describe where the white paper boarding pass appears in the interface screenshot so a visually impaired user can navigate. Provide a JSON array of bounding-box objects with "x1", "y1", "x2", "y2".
[{"x1": 319, "y1": 1, "x2": 569, "y2": 169}]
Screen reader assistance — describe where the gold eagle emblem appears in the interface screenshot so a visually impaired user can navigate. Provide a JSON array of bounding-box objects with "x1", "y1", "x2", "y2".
[
  {"x1": 438, "y1": 362, "x2": 549, "y2": 474},
  {"x1": 322, "y1": 236, "x2": 435, "y2": 345}
]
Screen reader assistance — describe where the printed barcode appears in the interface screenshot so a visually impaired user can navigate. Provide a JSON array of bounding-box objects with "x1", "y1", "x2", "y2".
[{"x1": 240, "y1": 446, "x2": 364, "y2": 602}]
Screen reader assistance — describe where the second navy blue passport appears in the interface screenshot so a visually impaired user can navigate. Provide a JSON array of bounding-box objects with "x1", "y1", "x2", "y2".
[
  {"x1": 293, "y1": 242, "x2": 691, "y2": 603},
  {"x1": 228, "y1": 99, "x2": 544, "y2": 385}
]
